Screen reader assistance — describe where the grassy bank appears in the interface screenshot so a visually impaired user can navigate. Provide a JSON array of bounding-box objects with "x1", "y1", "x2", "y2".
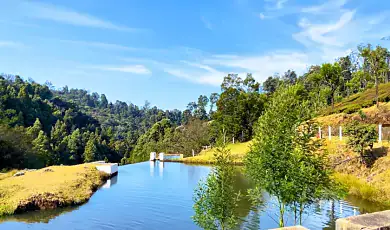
[
  {"x1": 173, "y1": 141, "x2": 252, "y2": 164},
  {"x1": 0, "y1": 164, "x2": 109, "y2": 216},
  {"x1": 325, "y1": 139, "x2": 390, "y2": 206}
]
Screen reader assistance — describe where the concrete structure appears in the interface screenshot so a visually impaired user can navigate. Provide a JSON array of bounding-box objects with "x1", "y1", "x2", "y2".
[
  {"x1": 336, "y1": 210, "x2": 390, "y2": 230},
  {"x1": 159, "y1": 152, "x2": 165, "y2": 161},
  {"x1": 150, "y1": 152, "x2": 156, "y2": 161},
  {"x1": 95, "y1": 162, "x2": 118, "y2": 176},
  {"x1": 270, "y1": 226, "x2": 308, "y2": 230}
]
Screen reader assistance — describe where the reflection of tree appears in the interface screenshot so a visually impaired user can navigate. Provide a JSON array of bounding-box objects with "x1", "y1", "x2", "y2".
[
  {"x1": 323, "y1": 200, "x2": 336, "y2": 230},
  {"x1": 0, "y1": 206, "x2": 78, "y2": 224},
  {"x1": 192, "y1": 146, "x2": 241, "y2": 230}
]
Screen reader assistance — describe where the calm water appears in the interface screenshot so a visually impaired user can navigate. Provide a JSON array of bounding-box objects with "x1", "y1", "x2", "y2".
[{"x1": 0, "y1": 162, "x2": 386, "y2": 230}]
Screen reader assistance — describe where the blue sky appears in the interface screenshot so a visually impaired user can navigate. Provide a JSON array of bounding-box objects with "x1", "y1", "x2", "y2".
[{"x1": 0, "y1": 0, "x2": 389, "y2": 110}]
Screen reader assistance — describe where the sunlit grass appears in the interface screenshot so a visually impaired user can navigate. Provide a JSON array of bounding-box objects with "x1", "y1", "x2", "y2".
[
  {"x1": 175, "y1": 141, "x2": 252, "y2": 164},
  {"x1": 0, "y1": 164, "x2": 108, "y2": 216}
]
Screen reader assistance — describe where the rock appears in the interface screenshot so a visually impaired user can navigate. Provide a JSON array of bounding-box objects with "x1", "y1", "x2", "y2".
[
  {"x1": 13, "y1": 171, "x2": 25, "y2": 177},
  {"x1": 43, "y1": 168, "x2": 54, "y2": 172}
]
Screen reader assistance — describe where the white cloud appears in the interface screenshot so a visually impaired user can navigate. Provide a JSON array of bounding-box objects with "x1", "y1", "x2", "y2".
[
  {"x1": 293, "y1": 10, "x2": 356, "y2": 48},
  {"x1": 93, "y1": 65, "x2": 152, "y2": 74},
  {"x1": 259, "y1": 13, "x2": 266, "y2": 20},
  {"x1": 0, "y1": 41, "x2": 24, "y2": 48},
  {"x1": 60, "y1": 40, "x2": 139, "y2": 51},
  {"x1": 21, "y1": 1, "x2": 138, "y2": 31},
  {"x1": 200, "y1": 16, "x2": 213, "y2": 30},
  {"x1": 265, "y1": 0, "x2": 289, "y2": 10},
  {"x1": 301, "y1": 0, "x2": 348, "y2": 14}
]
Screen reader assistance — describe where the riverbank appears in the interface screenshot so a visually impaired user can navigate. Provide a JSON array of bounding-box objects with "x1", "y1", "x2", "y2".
[
  {"x1": 0, "y1": 164, "x2": 109, "y2": 216},
  {"x1": 176, "y1": 138, "x2": 390, "y2": 207},
  {"x1": 327, "y1": 139, "x2": 390, "y2": 206},
  {"x1": 172, "y1": 141, "x2": 251, "y2": 164}
]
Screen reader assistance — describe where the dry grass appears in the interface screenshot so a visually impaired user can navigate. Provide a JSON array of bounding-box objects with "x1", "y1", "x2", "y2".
[
  {"x1": 174, "y1": 141, "x2": 252, "y2": 164},
  {"x1": 0, "y1": 164, "x2": 109, "y2": 216},
  {"x1": 325, "y1": 139, "x2": 390, "y2": 206},
  {"x1": 314, "y1": 102, "x2": 390, "y2": 127}
]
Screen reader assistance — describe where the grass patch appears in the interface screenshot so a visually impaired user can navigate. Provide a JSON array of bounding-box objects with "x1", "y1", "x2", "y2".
[
  {"x1": 0, "y1": 164, "x2": 109, "y2": 216},
  {"x1": 175, "y1": 141, "x2": 252, "y2": 164},
  {"x1": 322, "y1": 83, "x2": 390, "y2": 115}
]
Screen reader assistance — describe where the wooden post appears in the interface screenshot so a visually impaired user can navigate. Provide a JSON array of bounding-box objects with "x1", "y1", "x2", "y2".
[
  {"x1": 319, "y1": 127, "x2": 322, "y2": 139},
  {"x1": 328, "y1": 126, "x2": 332, "y2": 140},
  {"x1": 379, "y1": 124, "x2": 382, "y2": 143},
  {"x1": 339, "y1": 126, "x2": 342, "y2": 141},
  {"x1": 192, "y1": 149, "x2": 195, "y2": 157},
  {"x1": 233, "y1": 137, "x2": 235, "y2": 144}
]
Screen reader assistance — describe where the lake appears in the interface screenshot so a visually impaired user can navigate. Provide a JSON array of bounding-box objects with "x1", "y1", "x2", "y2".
[{"x1": 0, "y1": 162, "x2": 386, "y2": 230}]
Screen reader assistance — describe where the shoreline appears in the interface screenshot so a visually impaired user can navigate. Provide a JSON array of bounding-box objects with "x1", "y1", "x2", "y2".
[{"x1": 0, "y1": 164, "x2": 109, "y2": 217}]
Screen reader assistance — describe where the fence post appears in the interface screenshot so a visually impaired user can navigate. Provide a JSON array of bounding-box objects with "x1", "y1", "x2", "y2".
[
  {"x1": 192, "y1": 149, "x2": 195, "y2": 157},
  {"x1": 379, "y1": 124, "x2": 382, "y2": 143},
  {"x1": 233, "y1": 137, "x2": 235, "y2": 144},
  {"x1": 328, "y1": 126, "x2": 332, "y2": 140},
  {"x1": 319, "y1": 127, "x2": 322, "y2": 139},
  {"x1": 339, "y1": 126, "x2": 342, "y2": 141}
]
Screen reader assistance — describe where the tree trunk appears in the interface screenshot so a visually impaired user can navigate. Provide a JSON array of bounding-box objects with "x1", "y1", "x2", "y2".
[{"x1": 376, "y1": 75, "x2": 379, "y2": 108}]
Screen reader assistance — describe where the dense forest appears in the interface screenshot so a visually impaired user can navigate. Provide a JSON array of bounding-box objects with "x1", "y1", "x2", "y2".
[{"x1": 1, "y1": 43, "x2": 390, "y2": 169}]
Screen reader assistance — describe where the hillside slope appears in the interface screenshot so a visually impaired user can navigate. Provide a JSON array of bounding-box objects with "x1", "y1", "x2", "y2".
[{"x1": 322, "y1": 83, "x2": 390, "y2": 115}]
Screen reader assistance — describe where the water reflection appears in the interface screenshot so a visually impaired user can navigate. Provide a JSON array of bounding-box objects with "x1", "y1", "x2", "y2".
[
  {"x1": 0, "y1": 162, "x2": 387, "y2": 230},
  {"x1": 0, "y1": 206, "x2": 79, "y2": 224},
  {"x1": 102, "y1": 175, "x2": 118, "y2": 189}
]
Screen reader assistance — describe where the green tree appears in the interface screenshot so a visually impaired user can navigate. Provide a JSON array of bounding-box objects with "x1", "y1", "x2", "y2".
[
  {"x1": 193, "y1": 145, "x2": 240, "y2": 230},
  {"x1": 68, "y1": 129, "x2": 82, "y2": 163},
  {"x1": 84, "y1": 136, "x2": 97, "y2": 163},
  {"x1": 345, "y1": 121, "x2": 378, "y2": 165},
  {"x1": 27, "y1": 118, "x2": 42, "y2": 139},
  {"x1": 245, "y1": 85, "x2": 339, "y2": 227},
  {"x1": 359, "y1": 45, "x2": 389, "y2": 107},
  {"x1": 32, "y1": 130, "x2": 52, "y2": 166},
  {"x1": 320, "y1": 63, "x2": 342, "y2": 109}
]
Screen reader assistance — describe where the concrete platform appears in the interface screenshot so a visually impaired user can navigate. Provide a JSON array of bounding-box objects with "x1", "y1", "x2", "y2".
[
  {"x1": 94, "y1": 162, "x2": 118, "y2": 176},
  {"x1": 270, "y1": 226, "x2": 308, "y2": 230},
  {"x1": 336, "y1": 210, "x2": 390, "y2": 230}
]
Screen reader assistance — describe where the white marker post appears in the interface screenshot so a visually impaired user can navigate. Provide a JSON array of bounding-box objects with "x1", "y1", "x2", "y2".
[
  {"x1": 328, "y1": 126, "x2": 332, "y2": 140},
  {"x1": 319, "y1": 127, "x2": 322, "y2": 139},
  {"x1": 339, "y1": 126, "x2": 342, "y2": 141},
  {"x1": 379, "y1": 124, "x2": 382, "y2": 143}
]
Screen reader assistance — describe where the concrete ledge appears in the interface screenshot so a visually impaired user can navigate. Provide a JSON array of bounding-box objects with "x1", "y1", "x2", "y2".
[
  {"x1": 270, "y1": 226, "x2": 308, "y2": 230},
  {"x1": 336, "y1": 210, "x2": 390, "y2": 230}
]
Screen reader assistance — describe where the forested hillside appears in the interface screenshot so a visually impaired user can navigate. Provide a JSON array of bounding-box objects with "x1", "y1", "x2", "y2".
[{"x1": 1, "y1": 43, "x2": 390, "y2": 170}]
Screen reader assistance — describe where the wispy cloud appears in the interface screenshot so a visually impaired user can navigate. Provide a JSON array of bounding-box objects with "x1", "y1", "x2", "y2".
[
  {"x1": 91, "y1": 65, "x2": 152, "y2": 74},
  {"x1": 20, "y1": 1, "x2": 140, "y2": 31},
  {"x1": 200, "y1": 16, "x2": 213, "y2": 30},
  {"x1": 60, "y1": 40, "x2": 139, "y2": 51},
  {"x1": 301, "y1": 0, "x2": 348, "y2": 14},
  {"x1": 0, "y1": 41, "x2": 24, "y2": 48}
]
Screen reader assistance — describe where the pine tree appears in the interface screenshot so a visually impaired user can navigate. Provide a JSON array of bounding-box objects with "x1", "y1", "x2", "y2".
[
  {"x1": 84, "y1": 137, "x2": 97, "y2": 163},
  {"x1": 32, "y1": 130, "x2": 53, "y2": 166},
  {"x1": 27, "y1": 118, "x2": 42, "y2": 139}
]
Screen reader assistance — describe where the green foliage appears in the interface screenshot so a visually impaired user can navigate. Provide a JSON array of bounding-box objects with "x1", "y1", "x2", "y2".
[
  {"x1": 192, "y1": 146, "x2": 240, "y2": 230},
  {"x1": 345, "y1": 121, "x2": 378, "y2": 164},
  {"x1": 245, "y1": 85, "x2": 340, "y2": 227},
  {"x1": 84, "y1": 137, "x2": 97, "y2": 163},
  {"x1": 213, "y1": 74, "x2": 267, "y2": 142},
  {"x1": 322, "y1": 83, "x2": 390, "y2": 115}
]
